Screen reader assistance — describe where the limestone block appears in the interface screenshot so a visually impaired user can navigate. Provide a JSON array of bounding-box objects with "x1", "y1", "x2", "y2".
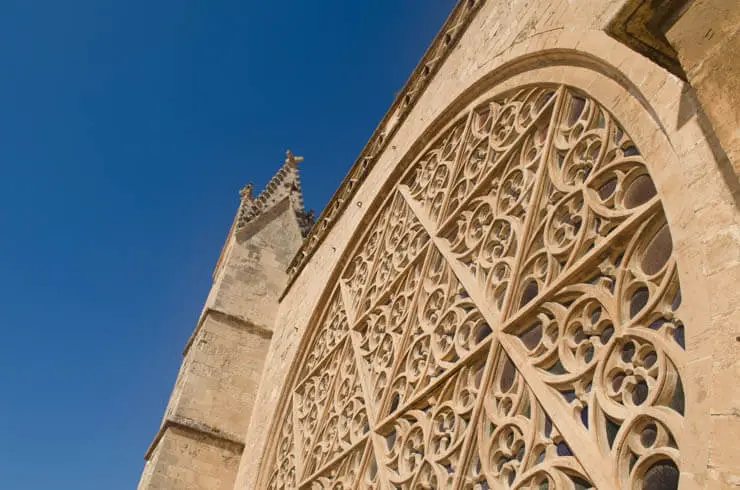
[{"x1": 138, "y1": 427, "x2": 241, "y2": 490}]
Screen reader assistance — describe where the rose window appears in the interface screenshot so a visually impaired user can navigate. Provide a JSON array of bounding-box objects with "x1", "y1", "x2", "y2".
[{"x1": 264, "y1": 85, "x2": 685, "y2": 490}]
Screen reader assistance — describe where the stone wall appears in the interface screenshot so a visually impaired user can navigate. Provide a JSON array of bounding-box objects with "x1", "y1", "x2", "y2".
[
  {"x1": 667, "y1": 0, "x2": 740, "y2": 176},
  {"x1": 163, "y1": 312, "x2": 271, "y2": 442},
  {"x1": 138, "y1": 426, "x2": 242, "y2": 490},
  {"x1": 234, "y1": 0, "x2": 740, "y2": 488},
  {"x1": 205, "y1": 199, "x2": 305, "y2": 332},
  {"x1": 139, "y1": 198, "x2": 304, "y2": 489}
]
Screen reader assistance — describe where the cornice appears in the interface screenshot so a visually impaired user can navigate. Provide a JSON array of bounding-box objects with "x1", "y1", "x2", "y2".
[
  {"x1": 283, "y1": 0, "x2": 485, "y2": 292},
  {"x1": 182, "y1": 307, "x2": 273, "y2": 358},
  {"x1": 143, "y1": 416, "x2": 245, "y2": 461},
  {"x1": 606, "y1": 0, "x2": 690, "y2": 80}
]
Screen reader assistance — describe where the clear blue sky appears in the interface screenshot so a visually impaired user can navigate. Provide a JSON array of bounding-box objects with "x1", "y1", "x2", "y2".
[{"x1": 0, "y1": 1, "x2": 455, "y2": 488}]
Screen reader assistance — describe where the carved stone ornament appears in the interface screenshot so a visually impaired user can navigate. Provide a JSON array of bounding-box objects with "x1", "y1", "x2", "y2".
[
  {"x1": 235, "y1": 150, "x2": 315, "y2": 238},
  {"x1": 264, "y1": 85, "x2": 685, "y2": 490}
]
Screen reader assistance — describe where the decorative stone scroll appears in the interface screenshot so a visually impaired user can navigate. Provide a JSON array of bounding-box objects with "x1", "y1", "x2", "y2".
[{"x1": 262, "y1": 85, "x2": 686, "y2": 490}]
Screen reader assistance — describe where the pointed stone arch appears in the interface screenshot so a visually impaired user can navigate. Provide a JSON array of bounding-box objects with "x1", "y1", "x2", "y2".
[
  {"x1": 239, "y1": 26, "x2": 738, "y2": 490},
  {"x1": 253, "y1": 76, "x2": 711, "y2": 489}
]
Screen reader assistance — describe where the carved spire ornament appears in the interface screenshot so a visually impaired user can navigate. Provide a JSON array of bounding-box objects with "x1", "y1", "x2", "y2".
[
  {"x1": 239, "y1": 182, "x2": 255, "y2": 201},
  {"x1": 234, "y1": 151, "x2": 315, "y2": 237},
  {"x1": 285, "y1": 149, "x2": 304, "y2": 166}
]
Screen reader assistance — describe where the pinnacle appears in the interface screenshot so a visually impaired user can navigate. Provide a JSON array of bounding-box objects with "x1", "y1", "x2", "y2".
[
  {"x1": 234, "y1": 151, "x2": 315, "y2": 237},
  {"x1": 285, "y1": 149, "x2": 304, "y2": 166},
  {"x1": 239, "y1": 183, "x2": 255, "y2": 200}
]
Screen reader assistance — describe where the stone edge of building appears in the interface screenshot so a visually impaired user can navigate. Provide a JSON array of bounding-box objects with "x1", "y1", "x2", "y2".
[{"x1": 282, "y1": 0, "x2": 484, "y2": 294}]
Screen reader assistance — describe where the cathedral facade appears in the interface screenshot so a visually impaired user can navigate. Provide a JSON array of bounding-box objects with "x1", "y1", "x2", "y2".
[{"x1": 138, "y1": 0, "x2": 740, "y2": 488}]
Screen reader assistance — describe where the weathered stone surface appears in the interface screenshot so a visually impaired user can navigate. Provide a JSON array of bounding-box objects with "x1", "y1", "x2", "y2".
[
  {"x1": 233, "y1": 0, "x2": 740, "y2": 488},
  {"x1": 205, "y1": 198, "x2": 306, "y2": 332},
  {"x1": 137, "y1": 0, "x2": 740, "y2": 488},
  {"x1": 137, "y1": 425, "x2": 242, "y2": 490},
  {"x1": 668, "y1": 0, "x2": 740, "y2": 178},
  {"x1": 138, "y1": 165, "x2": 306, "y2": 490}
]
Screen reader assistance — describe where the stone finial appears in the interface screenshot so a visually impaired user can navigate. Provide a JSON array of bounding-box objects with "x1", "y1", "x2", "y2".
[
  {"x1": 285, "y1": 150, "x2": 304, "y2": 166},
  {"x1": 239, "y1": 183, "x2": 255, "y2": 201}
]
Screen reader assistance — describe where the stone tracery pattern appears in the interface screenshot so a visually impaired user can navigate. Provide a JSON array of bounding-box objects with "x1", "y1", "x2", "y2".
[
  {"x1": 383, "y1": 248, "x2": 491, "y2": 419},
  {"x1": 263, "y1": 85, "x2": 686, "y2": 490},
  {"x1": 300, "y1": 289, "x2": 350, "y2": 380},
  {"x1": 266, "y1": 399, "x2": 297, "y2": 490},
  {"x1": 303, "y1": 341, "x2": 370, "y2": 479},
  {"x1": 463, "y1": 351, "x2": 593, "y2": 489},
  {"x1": 359, "y1": 195, "x2": 430, "y2": 317},
  {"x1": 286, "y1": 0, "x2": 485, "y2": 283}
]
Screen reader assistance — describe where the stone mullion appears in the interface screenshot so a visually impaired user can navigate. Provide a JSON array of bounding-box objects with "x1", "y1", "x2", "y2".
[
  {"x1": 367, "y1": 425, "x2": 393, "y2": 490},
  {"x1": 481, "y1": 86, "x2": 620, "y2": 489},
  {"x1": 345, "y1": 243, "x2": 430, "y2": 422},
  {"x1": 433, "y1": 111, "x2": 475, "y2": 226},
  {"x1": 374, "y1": 336, "x2": 494, "y2": 430},
  {"x1": 392, "y1": 189, "x2": 515, "y2": 488},
  {"x1": 399, "y1": 186, "x2": 519, "y2": 488},
  {"x1": 353, "y1": 439, "x2": 379, "y2": 490},
  {"x1": 369, "y1": 435, "x2": 393, "y2": 488},
  {"x1": 345, "y1": 331, "x2": 398, "y2": 490},
  {"x1": 400, "y1": 186, "x2": 619, "y2": 489},
  {"x1": 345, "y1": 245, "x2": 431, "y2": 432},
  {"x1": 372, "y1": 245, "x2": 436, "y2": 420},
  {"x1": 490, "y1": 203, "x2": 666, "y2": 484},
  {"x1": 349, "y1": 243, "x2": 430, "y2": 332},
  {"x1": 399, "y1": 186, "x2": 503, "y2": 334},
  {"x1": 490, "y1": 199, "x2": 666, "y2": 468},
  {"x1": 296, "y1": 339, "x2": 353, "y2": 482},
  {"x1": 477, "y1": 187, "x2": 662, "y2": 490},
  {"x1": 435, "y1": 91, "x2": 560, "y2": 235},
  {"x1": 449, "y1": 338, "x2": 502, "y2": 490},
  {"x1": 479, "y1": 85, "x2": 667, "y2": 487},
  {"x1": 349, "y1": 190, "x2": 407, "y2": 325},
  {"x1": 499, "y1": 197, "x2": 663, "y2": 335},
  {"x1": 366, "y1": 339, "x2": 495, "y2": 490},
  {"x1": 339, "y1": 279, "x2": 361, "y2": 328},
  {"x1": 495, "y1": 333, "x2": 617, "y2": 489},
  {"x1": 347, "y1": 331, "x2": 382, "y2": 431},
  {"x1": 498, "y1": 85, "x2": 567, "y2": 322},
  {"x1": 299, "y1": 436, "x2": 370, "y2": 488},
  {"x1": 361, "y1": 289, "x2": 416, "y2": 490}
]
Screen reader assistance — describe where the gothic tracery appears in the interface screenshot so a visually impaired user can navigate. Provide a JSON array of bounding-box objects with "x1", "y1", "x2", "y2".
[{"x1": 266, "y1": 85, "x2": 685, "y2": 490}]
